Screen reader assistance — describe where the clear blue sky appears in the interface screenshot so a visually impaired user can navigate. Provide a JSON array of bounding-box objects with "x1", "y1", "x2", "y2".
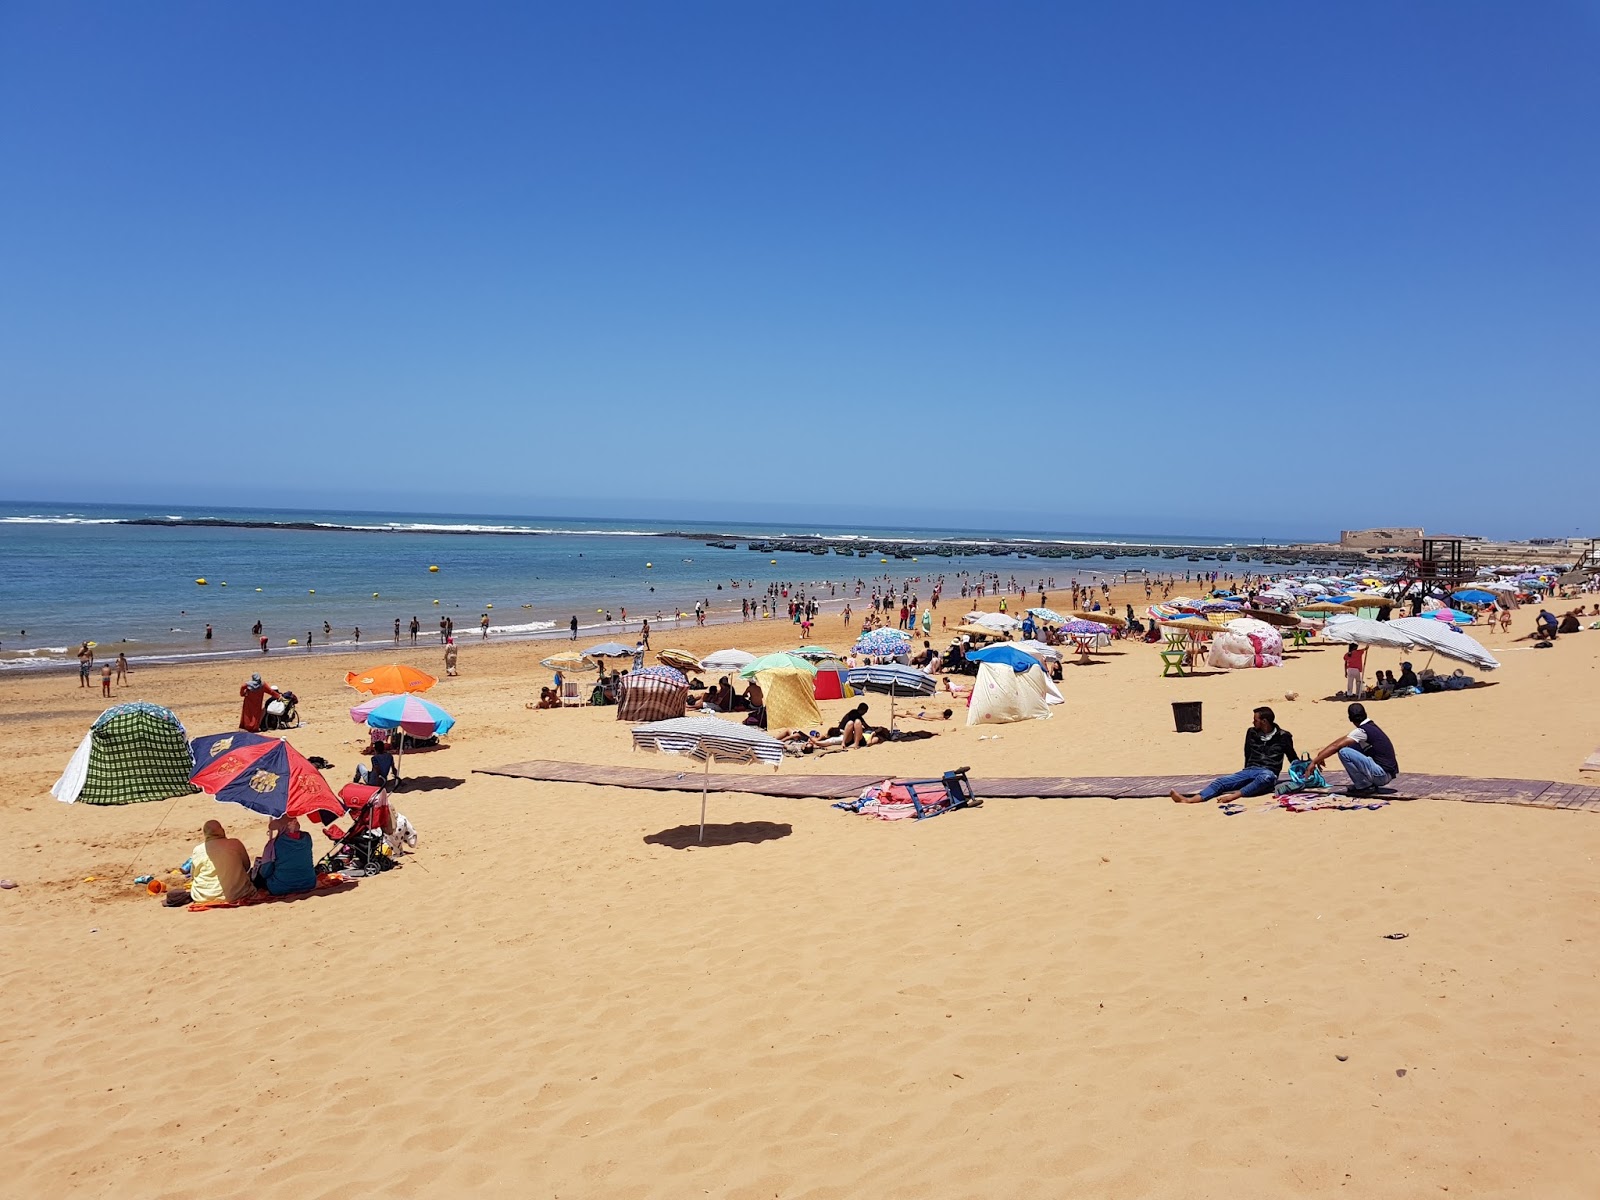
[{"x1": 2, "y1": 2, "x2": 1596, "y2": 539}]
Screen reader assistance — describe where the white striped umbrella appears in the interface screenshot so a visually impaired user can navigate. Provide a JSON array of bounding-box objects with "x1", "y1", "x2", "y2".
[{"x1": 631, "y1": 716, "x2": 785, "y2": 842}]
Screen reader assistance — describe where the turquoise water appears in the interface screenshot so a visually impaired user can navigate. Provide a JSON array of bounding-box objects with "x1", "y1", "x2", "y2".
[{"x1": 0, "y1": 501, "x2": 1291, "y2": 669}]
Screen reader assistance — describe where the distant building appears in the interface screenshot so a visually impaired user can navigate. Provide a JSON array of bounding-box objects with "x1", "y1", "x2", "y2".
[{"x1": 1339, "y1": 528, "x2": 1422, "y2": 551}]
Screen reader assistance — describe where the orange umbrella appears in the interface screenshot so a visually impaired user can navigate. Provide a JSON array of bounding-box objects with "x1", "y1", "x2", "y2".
[{"x1": 345, "y1": 663, "x2": 437, "y2": 694}]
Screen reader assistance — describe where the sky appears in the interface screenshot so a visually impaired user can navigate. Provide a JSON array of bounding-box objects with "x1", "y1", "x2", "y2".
[{"x1": 1, "y1": 2, "x2": 1597, "y2": 540}]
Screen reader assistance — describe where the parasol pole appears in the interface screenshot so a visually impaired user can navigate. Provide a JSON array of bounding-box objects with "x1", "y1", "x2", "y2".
[{"x1": 700, "y1": 755, "x2": 710, "y2": 843}]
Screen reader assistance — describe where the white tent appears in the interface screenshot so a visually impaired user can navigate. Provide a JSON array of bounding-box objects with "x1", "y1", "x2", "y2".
[{"x1": 966, "y1": 661, "x2": 1053, "y2": 726}]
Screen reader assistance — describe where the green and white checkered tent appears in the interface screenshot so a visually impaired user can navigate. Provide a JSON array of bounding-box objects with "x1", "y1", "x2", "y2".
[{"x1": 51, "y1": 702, "x2": 201, "y2": 806}]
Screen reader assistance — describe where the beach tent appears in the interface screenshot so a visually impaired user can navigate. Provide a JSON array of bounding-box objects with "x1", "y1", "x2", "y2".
[
  {"x1": 966, "y1": 661, "x2": 1052, "y2": 726},
  {"x1": 1206, "y1": 617, "x2": 1285, "y2": 669},
  {"x1": 812, "y1": 666, "x2": 852, "y2": 701},
  {"x1": 53, "y1": 702, "x2": 201, "y2": 806},
  {"x1": 967, "y1": 644, "x2": 1041, "y2": 673},
  {"x1": 616, "y1": 667, "x2": 689, "y2": 722},
  {"x1": 757, "y1": 667, "x2": 823, "y2": 731}
]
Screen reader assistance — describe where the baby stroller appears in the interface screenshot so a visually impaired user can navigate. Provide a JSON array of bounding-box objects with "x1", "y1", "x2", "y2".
[
  {"x1": 260, "y1": 689, "x2": 300, "y2": 731},
  {"x1": 311, "y1": 783, "x2": 400, "y2": 875}
]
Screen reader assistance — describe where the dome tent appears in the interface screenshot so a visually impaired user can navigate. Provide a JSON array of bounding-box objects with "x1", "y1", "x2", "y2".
[{"x1": 52, "y1": 702, "x2": 201, "y2": 806}]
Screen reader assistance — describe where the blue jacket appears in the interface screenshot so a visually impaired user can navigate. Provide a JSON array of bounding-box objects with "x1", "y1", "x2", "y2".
[{"x1": 259, "y1": 830, "x2": 317, "y2": 895}]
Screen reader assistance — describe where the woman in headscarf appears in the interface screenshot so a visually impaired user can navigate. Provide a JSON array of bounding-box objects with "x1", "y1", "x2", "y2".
[
  {"x1": 164, "y1": 820, "x2": 257, "y2": 906},
  {"x1": 254, "y1": 816, "x2": 318, "y2": 895},
  {"x1": 238, "y1": 674, "x2": 280, "y2": 732}
]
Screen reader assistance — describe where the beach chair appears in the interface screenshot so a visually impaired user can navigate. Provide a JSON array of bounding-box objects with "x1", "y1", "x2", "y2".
[
  {"x1": 884, "y1": 767, "x2": 977, "y2": 819},
  {"x1": 560, "y1": 679, "x2": 586, "y2": 707}
]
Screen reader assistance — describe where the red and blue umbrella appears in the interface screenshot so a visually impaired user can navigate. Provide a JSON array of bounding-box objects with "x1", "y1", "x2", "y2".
[
  {"x1": 190, "y1": 731, "x2": 344, "y2": 819},
  {"x1": 349, "y1": 693, "x2": 457, "y2": 737}
]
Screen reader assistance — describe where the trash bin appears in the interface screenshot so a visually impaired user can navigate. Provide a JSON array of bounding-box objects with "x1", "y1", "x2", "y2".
[{"x1": 1172, "y1": 701, "x2": 1203, "y2": 733}]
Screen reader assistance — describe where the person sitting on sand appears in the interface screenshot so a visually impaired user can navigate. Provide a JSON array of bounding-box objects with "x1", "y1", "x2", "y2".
[
  {"x1": 253, "y1": 816, "x2": 318, "y2": 896},
  {"x1": 165, "y1": 820, "x2": 257, "y2": 906},
  {"x1": 1558, "y1": 611, "x2": 1581, "y2": 634},
  {"x1": 357, "y1": 741, "x2": 400, "y2": 789},
  {"x1": 1393, "y1": 662, "x2": 1419, "y2": 692},
  {"x1": 1171, "y1": 706, "x2": 1297, "y2": 805},
  {"x1": 1308, "y1": 703, "x2": 1400, "y2": 796}
]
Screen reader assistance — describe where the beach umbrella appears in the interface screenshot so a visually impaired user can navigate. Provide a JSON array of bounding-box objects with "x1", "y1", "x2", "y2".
[
  {"x1": 541, "y1": 651, "x2": 597, "y2": 673},
  {"x1": 1026, "y1": 607, "x2": 1067, "y2": 623},
  {"x1": 962, "y1": 611, "x2": 1021, "y2": 631},
  {"x1": 739, "y1": 652, "x2": 817, "y2": 679},
  {"x1": 1013, "y1": 639, "x2": 1063, "y2": 662},
  {"x1": 657, "y1": 649, "x2": 704, "y2": 673},
  {"x1": 1317, "y1": 616, "x2": 1417, "y2": 650},
  {"x1": 190, "y1": 731, "x2": 344, "y2": 820},
  {"x1": 630, "y1": 716, "x2": 784, "y2": 843},
  {"x1": 966, "y1": 645, "x2": 1040, "y2": 672},
  {"x1": 1058, "y1": 618, "x2": 1115, "y2": 637},
  {"x1": 1387, "y1": 617, "x2": 1500, "y2": 670},
  {"x1": 1071, "y1": 610, "x2": 1124, "y2": 627},
  {"x1": 345, "y1": 663, "x2": 437, "y2": 695},
  {"x1": 350, "y1": 693, "x2": 457, "y2": 738},
  {"x1": 1429, "y1": 608, "x2": 1474, "y2": 624},
  {"x1": 953, "y1": 623, "x2": 1008, "y2": 640},
  {"x1": 631, "y1": 664, "x2": 688, "y2": 686},
  {"x1": 1158, "y1": 616, "x2": 1220, "y2": 634},
  {"x1": 851, "y1": 628, "x2": 912, "y2": 658},
  {"x1": 697, "y1": 649, "x2": 752, "y2": 678},
  {"x1": 1451, "y1": 590, "x2": 1496, "y2": 605},
  {"x1": 701, "y1": 648, "x2": 757, "y2": 673},
  {"x1": 789, "y1": 645, "x2": 838, "y2": 660},
  {"x1": 1299, "y1": 601, "x2": 1356, "y2": 615},
  {"x1": 1238, "y1": 608, "x2": 1300, "y2": 628},
  {"x1": 844, "y1": 663, "x2": 938, "y2": 730},
  {"x1": 585, "y1": 642, "x2": 636, "y2": 658}
]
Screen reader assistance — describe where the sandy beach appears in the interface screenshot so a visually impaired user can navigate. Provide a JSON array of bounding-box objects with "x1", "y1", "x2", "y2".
[{"x1": 4, "y1": 589, "x2": 1599, "y2": 1198}]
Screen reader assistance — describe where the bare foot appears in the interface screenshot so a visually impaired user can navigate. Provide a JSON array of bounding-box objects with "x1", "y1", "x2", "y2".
[{"x1": 1170, "y1": 790, "x2": 1207, "y2": 803}]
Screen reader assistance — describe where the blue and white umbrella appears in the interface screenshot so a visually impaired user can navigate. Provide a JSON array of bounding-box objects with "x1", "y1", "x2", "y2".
[
  {"x1": 631, "y1": 715, "x2": 784, "y2": 842},
  {"x1": 852, "y1": 628, "x2": 912, "y2": 658},
  {"x1": 845, "y1": 663, "x2": 939, "y2": 696},
  {"x1": 1026, "y1": 607, "x2": 1067, "y2": 624}
]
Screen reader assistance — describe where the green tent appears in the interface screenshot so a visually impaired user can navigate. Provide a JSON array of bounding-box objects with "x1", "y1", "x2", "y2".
[{"x1": 52, "y1": 702, "x2": 201, "y2": 806}]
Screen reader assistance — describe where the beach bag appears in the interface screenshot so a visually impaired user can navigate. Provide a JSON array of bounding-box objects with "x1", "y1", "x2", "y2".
[{"x1": 1286, "y1": 758, "x2": 1326, "y2": 791}]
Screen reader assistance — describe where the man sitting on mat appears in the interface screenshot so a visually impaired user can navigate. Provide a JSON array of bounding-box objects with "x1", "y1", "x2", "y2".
[{"x1": 1171, "y1": 706, "x2": 1297, "y2": 805}]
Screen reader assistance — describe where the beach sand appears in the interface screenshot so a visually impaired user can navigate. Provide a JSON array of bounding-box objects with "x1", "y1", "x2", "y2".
[{"x1": 4, "y1": 589, "x2": 1598, "y2": 1197}]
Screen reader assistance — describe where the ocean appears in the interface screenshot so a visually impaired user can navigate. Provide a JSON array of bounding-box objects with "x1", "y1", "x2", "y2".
[{"x1": 0, "y1": 501, "x2": 1317, "y2": 670}]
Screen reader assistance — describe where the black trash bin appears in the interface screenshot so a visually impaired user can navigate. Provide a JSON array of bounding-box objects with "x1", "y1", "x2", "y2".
[{"x1": 1172, "y1": 700, "x2": 1203, "y2": 733}]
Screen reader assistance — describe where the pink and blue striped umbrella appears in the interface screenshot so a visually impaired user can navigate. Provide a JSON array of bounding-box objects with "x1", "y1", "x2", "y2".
[{"x1": 349, "y1": 693, "x2": 457, "y2": 737}]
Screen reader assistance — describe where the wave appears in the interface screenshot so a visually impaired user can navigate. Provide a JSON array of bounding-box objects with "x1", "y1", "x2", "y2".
[{"x1": 0, "y1": 515, "x2": 122, "y2": 525}]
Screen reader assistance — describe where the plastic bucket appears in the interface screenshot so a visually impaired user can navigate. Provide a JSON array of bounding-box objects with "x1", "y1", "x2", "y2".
[{"x1": 1172, "y1": 701, "x2": 1203, "y2": 733}]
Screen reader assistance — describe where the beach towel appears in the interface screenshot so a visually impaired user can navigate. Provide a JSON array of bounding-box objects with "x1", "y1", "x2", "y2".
[
  {"x1": 1276, "y1": 793, "x2": 1389, "y2": 813},
  {"x1": 833, "y1": 780, "x2": 958, "y2": 821},
  {"x1": 186, "y1": 874, "x2": 355, "y2": 910}
]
